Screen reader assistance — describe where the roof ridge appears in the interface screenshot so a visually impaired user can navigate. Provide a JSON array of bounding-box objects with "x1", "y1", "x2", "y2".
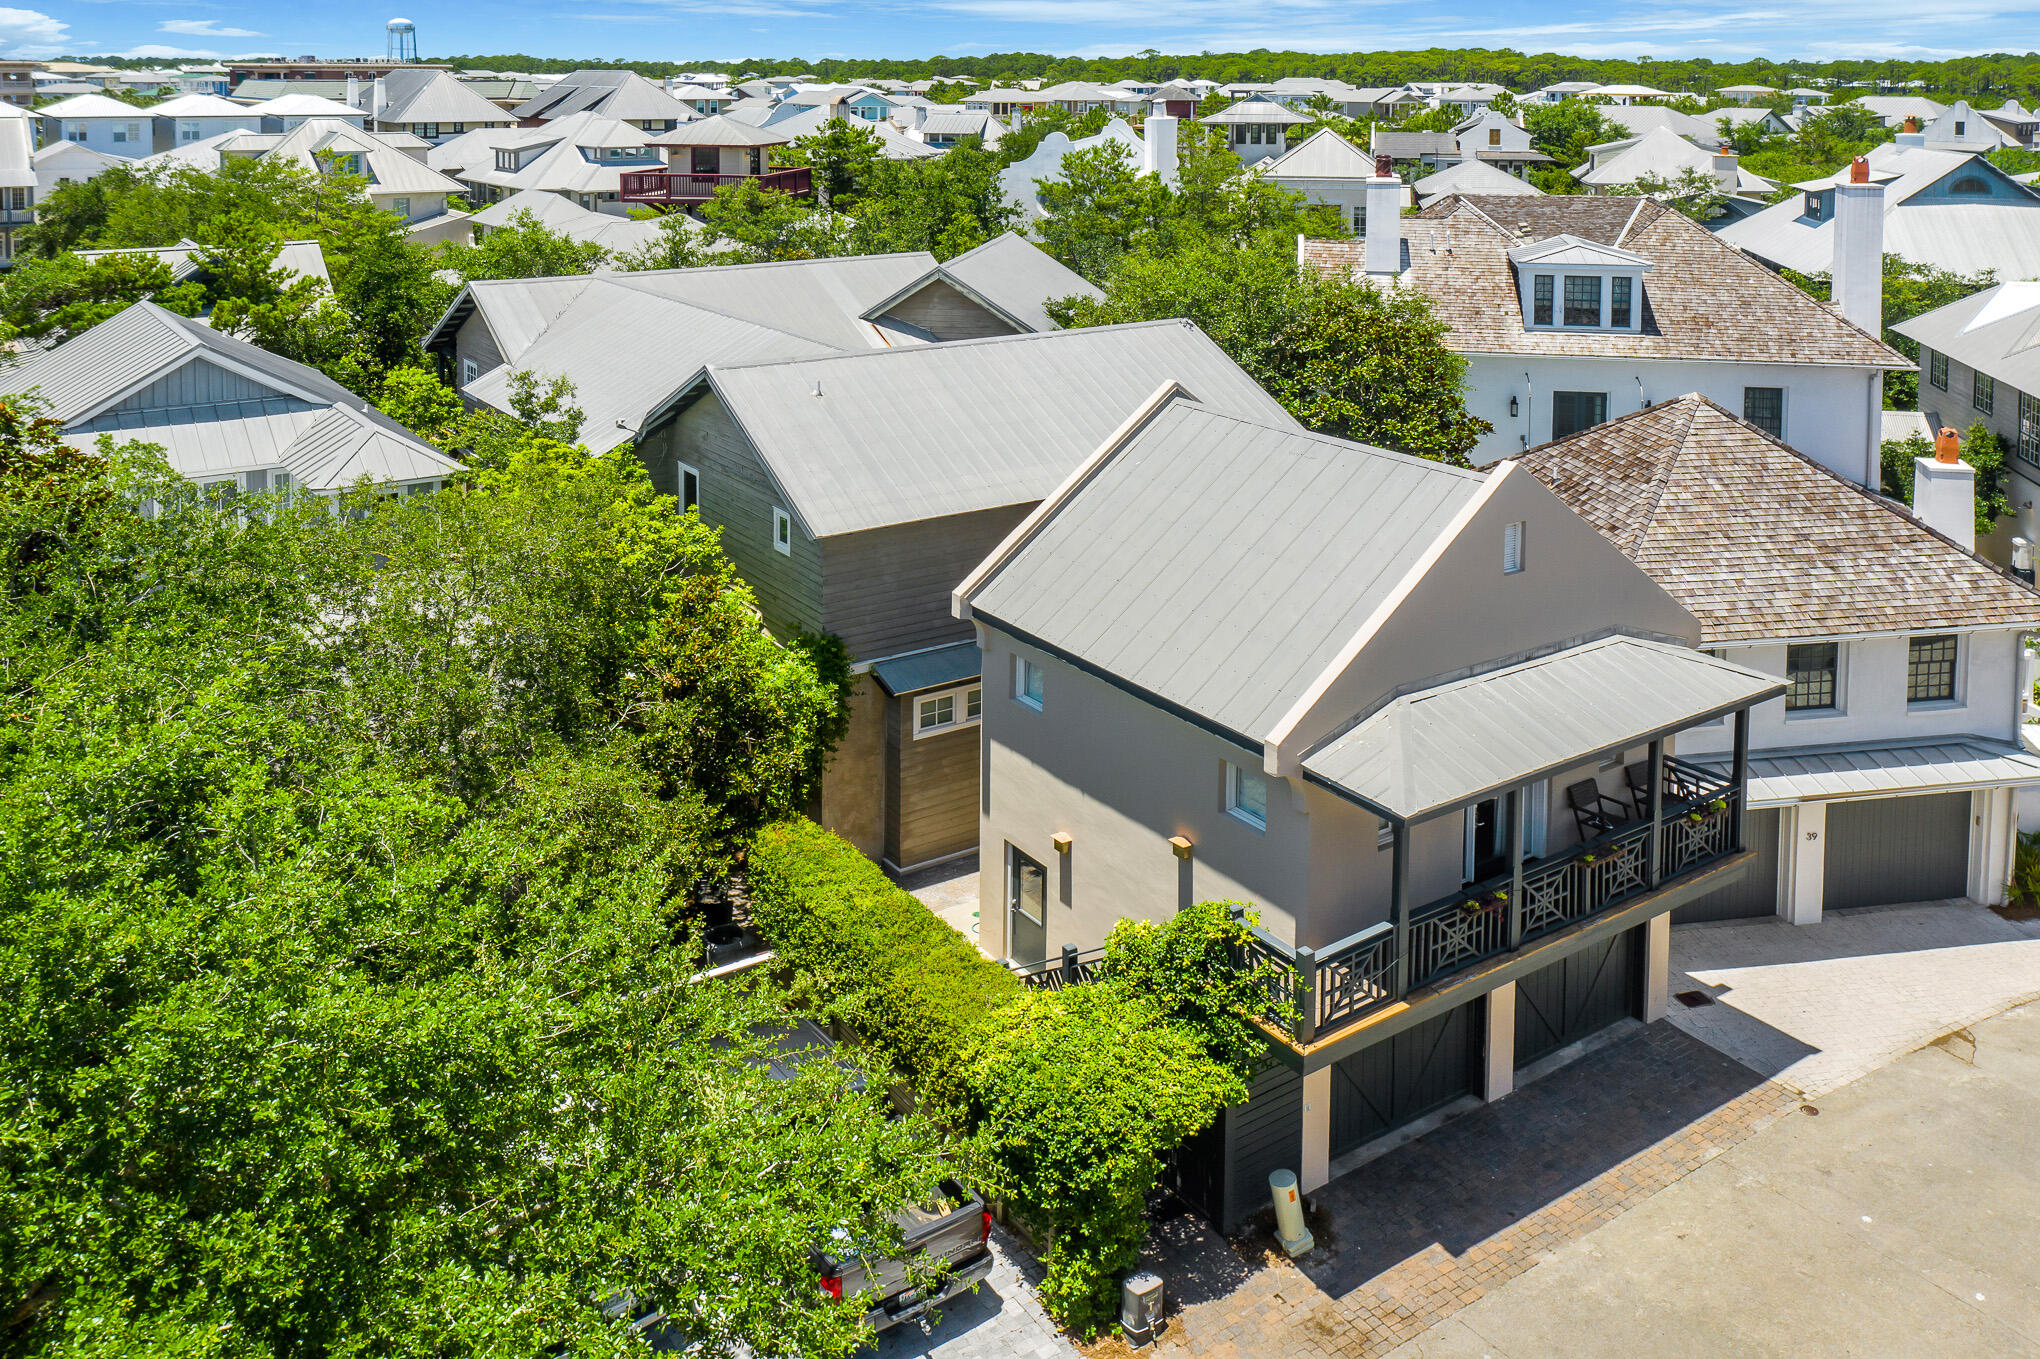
[
  {"x1": 1629, "y1": 396, "x2": 1707, "y2": 551},
  {"x1": 1171, "y1": 400, "x2": 1488, "y2": 481},
  {"x1": 704, "y1": 317, "x2": 1203, "y2": 376}
]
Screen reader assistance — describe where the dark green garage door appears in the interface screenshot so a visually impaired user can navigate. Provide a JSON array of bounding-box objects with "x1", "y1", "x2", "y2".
[
  {"x1": 1674, "y1": 808, "x2": 1781, "y2": 923},
  {"x1": 1329, "y1": 999, "x2": 1481, "y2": 1159},
  {"x1": 1825, "y1": 793, "x2": 1970, "y2": 910},
  {"x1": 1515, "y1": 927, "x2": 1640, "y2": 1069}
]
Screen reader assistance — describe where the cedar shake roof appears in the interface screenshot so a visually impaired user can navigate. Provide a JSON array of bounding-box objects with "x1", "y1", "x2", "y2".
[
  {"x1": 1299, "y1": 195, "x2": 1908, "y2": 370},
  {"x1": 1511, "y1": 394, "x2": 2040, "y2": 644}
]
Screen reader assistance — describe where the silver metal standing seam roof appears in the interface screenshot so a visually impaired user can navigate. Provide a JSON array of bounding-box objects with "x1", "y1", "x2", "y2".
[
  {"x1": 375, "y1": 70, "x2": 513, "y2": 127},
  {"x1": 1891, "y1": 282, "x2": 2040, "y2": 395},
  {"x1": 703, "y1": 321, "x2": 1297, "y2": 542},
  {"x1": 1301, "y1": 636, "x2": 1784, "y2": 821},
  {"x1": 912, "y1": 232, "x2": 1099, "y2": 333},
  {"x1": 965, "y1": 398, "x2": 1483, "y2": 743},
  {"x1": 869, "y1": 641, "x2": 982, "y2": 693},
  {"x1": 1696, "y1": 738, "x2": 2040, "y2": 807}
]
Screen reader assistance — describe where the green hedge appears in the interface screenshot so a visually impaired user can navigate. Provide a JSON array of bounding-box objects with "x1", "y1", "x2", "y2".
[{"x1": 746, "y1": 818, "x2": 1023, "y2": 1114}]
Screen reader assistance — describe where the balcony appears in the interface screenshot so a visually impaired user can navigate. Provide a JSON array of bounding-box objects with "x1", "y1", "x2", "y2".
[
  {"x1": 1242, "y1": 756, "x2": 1744, "y2": 1045},
  {"x1": 618, "y1": 166, "x2": 813, "y2": 206}
]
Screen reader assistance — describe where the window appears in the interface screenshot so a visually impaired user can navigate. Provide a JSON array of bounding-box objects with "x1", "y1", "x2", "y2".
[
  {"x1": 0, "y1": 187, "x2": 24, "y2": 211},
  {"x1": 1550, "y1": 390, "x2": 1608, "y2": 440},
  {"x1": 1014, "y1": 655, "x2": 1044, "y2": 710},
  {"x1": 1950, "y1": 174, "x2": 1988, "y2": 194},
  {"x1": 178, "y1": 119, "x2": 201, "y2": 142},
  {"x1": 1226, "y1": 762, "x2": 1269, "y2": 831},
  {"x1": 914, "y1": 684, "x2": 982, "y2": 738},
  {"x1": 416, "y1": 123, "x2": 439, "y2": 139},
  {"x1": 1352, "y1": 203, "x2": 1366, "y2": 234},
  {"x1": 447, "y1": 122, "x2": 463, "y2": 135},
  {"x1": 1785, "y1": 642, "x2": 1838, "y2": 712},
  {"x1": 1488, "y1": 127, "x2": 1501, "y2": 145},
  {"x1": 678, "y1": 460, "x2": 700, "y2": 511},
  {"x1": 459, "y1": 357, "x2": 479, "y2": 386},
  {"x1": 1954, "y1": 121, "x2": 1967, "y2": 137},
  {"x1": 1563, "y1": 274, "x2": 1602, "y2": 326},
  {"x1": 1502, "y1": 520, "x2": 1526, "y2": 574},
  {"x1": 1907, "y1": 634, "x2": 1958, "y2": 703},
  {"x1": 1743, "y1": 386, "x2": 1785, "y2": 438},
  {"x1": 2022, "y1": 392, "x2": 2040, "y2": 467},
  {"x1": 1532, "y1": 273, "x2": 1553, "y2": 325},
  {"x1": 392, "y1": 197, "x2": 412, "y2": 218},
  {"x1": 1803, "y1": 192, "x2": 1823, "y2": 220},
  {"x1": 63, "y1": 122, "x2": 85, "y2": 142},
  {"x1": 1929, "y1": 349, "x2": 1948, "y2": 390},
  {"x1": 1975, "y1": 370, "x2": 1995, "y2": 414},
  {"x1": 1610, "y1": 275, "x2": 1632, "y2": 328},
  {"x1": 771, "y1": 506, "x2": 792, "y2": 555}
]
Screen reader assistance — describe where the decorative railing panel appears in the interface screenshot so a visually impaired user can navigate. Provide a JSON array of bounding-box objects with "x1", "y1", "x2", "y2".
[
  {"x1": 1661, "y1": 791, "x2": 1738, "y2": 877},
  {"x1": 1406, "y1": 890, "x2": 1510, "y2": 994},
  {"x1": 1314, "y1": 925, "x2": 1396, "y2": 1031},
  {"x1": 1517, "y1": 854, "x2": 1579, "y2": 940},
  {"x1": 619, "y1": 166, "x2": 814, "y2": 202}
]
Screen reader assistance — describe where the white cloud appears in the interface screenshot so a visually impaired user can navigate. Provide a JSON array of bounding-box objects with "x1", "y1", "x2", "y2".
[
  {"x1": 159, "y1": 17, "x2": 264, "y2": 35},
  {"x1": 0, "y1": 6, "x2": 68, "y2": 54}
]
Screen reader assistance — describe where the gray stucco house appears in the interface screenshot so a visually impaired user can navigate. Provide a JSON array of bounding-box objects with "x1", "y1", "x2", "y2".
[{"x1": 953, "y1": 387, "x2": 1782, "y2": 1231}]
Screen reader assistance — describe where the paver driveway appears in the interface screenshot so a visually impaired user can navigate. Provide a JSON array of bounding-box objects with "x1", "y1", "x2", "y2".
[{"x1": 1666, "y1": 898, "x2": 2040, "y2": 1097}]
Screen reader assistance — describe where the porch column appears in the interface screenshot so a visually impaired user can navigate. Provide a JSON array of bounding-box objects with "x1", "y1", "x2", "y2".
[
  {"x1": 1482, "y1": 982, "x2": 1516, "y2": 1101},
  {"x1": 1731, "y1": 708, "x2": 1751, "y2": 853},
  {"x1": 1645, "y1": 738, "x2": 1666, "y2": 888},
  {"x1": 1507, "y1": 787, "x2": 1527, "y2": 950},
  {"x1": 1299, "y1": 1067, "x2": 1332, "y2": 1193},
  {"x1": 1390, "y1": 820, "x2": 1411, "y2": 1000},
  {"x1": 1643, "y1": 913, "x2": 1672, "y2": 1022}
]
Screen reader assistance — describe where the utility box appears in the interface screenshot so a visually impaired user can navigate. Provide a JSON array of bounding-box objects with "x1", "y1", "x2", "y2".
[
  {"x1": 1119, "y1": 1271, "x2": 1164, "y2": 1347},
  {"x1": 1270, "y1": 1168, "x2": 1315, "y2": 1257}
]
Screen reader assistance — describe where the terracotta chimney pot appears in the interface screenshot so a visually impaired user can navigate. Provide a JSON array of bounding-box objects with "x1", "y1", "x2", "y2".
[
  {"x1": 1936, "y1": 426, "x2": 1961, "y2": 463},
  {"x1": 1374, "y1": 151, "x2": 1393, "y2": 178},
  {"x1": 1903, "y1": 115, "x2": 1919, "y2": 133},
  {"x1": 1850, "y1": 155, "x2": 1869, "y2": 183}
]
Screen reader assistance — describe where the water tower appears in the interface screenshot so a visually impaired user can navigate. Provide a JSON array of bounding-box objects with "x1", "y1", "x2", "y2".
[{"x1": 386, "y1": 17, "x2": 417, "y2": 63}]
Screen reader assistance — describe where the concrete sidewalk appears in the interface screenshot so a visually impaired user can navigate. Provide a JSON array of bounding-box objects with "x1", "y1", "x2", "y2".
[{"x1": 1668, "y1": 899, "x2": 2040, "y2": 1097}]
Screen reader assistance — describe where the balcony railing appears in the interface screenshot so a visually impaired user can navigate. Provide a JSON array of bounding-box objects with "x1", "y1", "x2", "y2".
[
  {"x1": 618, "y1": 166, "x2": 813, "y2": 204},
  {"x1": 1260, "y1": 758, "x2": 1741, "y2": 1044},
  {"x1": 1013, "y1": 943, "x2": 1105, "y2": 992}
]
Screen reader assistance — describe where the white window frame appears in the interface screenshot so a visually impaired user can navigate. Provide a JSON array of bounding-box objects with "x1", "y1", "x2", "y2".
[
  {"x1": 1502, "y1": 519, "x2": 1526, "y2": 574},
  {"x1": 678, "y1": 460, "x2": 700, "y2": 511},
  {"x1": 459, "y1": 357, "x2": 479, "y2": 386},
  {"x1": 771, "y1": 506, "x2": 792, "y2": 555},
  {"x1": 391, "y1": 196, "x2": 412, "y2": 218},
  {"x1": 1013, "y1": 655, "x2": 1044, "y2": 711},
  {"x1": 913, "y1": 682, "x2": 984, "y2": 739},
  {"x1": 1225, "y1": 761, "x2": 1269, "y2": 832}
]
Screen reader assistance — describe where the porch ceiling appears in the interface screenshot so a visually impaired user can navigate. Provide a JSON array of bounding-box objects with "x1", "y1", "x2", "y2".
[{"x1": 1302, "y1": 635, "x2": 1783, "y2": 823}]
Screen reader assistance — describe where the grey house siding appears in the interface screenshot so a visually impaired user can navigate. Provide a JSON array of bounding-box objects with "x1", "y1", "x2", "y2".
[
  {"x1": 820, "y1": 504, "x2": 1030, "y2": 663},
  {"x1": 650, "y1": 393, "x2": 824, "y2": 638},
  {"x1": 98, "y1": 357, "x2": 285, "y2": 416},
  {"x1": 886, "y1": 693, "x2": 979, "y2": 869},
  {"x1": 1220, "y1": 1061, "x2": 1303, "y2": 1234},
  {"x1": 880, "y1": 279, "x2": 1027, "y2": 342},
  {"x1": 454, "y1": 314, "x2": 508, "y2": 389}
]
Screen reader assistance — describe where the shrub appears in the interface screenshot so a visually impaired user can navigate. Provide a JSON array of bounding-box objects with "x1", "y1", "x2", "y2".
[
  {"x1": 963, "y1": 985, "x2": 1240, "y2": 1334},
  {"x1": 745, "y1": 818, "x2": 1021, "y2": 1114},
  {"x1": 1099, "y1": 899, "x2": 1292, "y2": 1079}
]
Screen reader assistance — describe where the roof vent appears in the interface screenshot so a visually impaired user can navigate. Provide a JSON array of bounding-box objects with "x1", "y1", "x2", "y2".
[
  {"x1": 1849, "y1": 155, "x2": 1869, "y2": 183},
  {"x1": 1935, "y1": 426, "x2": 1961, "y2": 463}
]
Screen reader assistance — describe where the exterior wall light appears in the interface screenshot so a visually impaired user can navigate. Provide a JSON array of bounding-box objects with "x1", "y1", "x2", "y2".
[
  {"x1": 1053, "y1": 833, "x2": 1073, "y2": 854},
  {"x1": 1169, "y1": 835, "x2": 1194, "y2": 860},
  {"x1": 1509, "y1": 394, "x2": 1519, "y2": 417}
]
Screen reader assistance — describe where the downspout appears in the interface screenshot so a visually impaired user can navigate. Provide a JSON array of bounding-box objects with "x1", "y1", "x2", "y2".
[
  {"x1": 1521, "y1": 371, "x2": 1534, "y2": 449},
  {"x1": 1866, "y1": 369, "x2": 1883, "y2": 491}
]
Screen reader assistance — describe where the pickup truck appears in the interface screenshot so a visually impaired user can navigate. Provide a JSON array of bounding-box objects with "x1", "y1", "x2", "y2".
[{"x1": 751, "y1": 1020, "x2": 994, "y2": 1331}]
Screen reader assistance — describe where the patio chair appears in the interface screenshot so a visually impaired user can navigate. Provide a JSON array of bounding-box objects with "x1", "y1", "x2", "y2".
[
  {"x1": 1623, "y1": 762, "x2": 1653, "y2": 818},
  {"x1": 1566, "y1": 779, "x2": 1629, "y2": 842}
]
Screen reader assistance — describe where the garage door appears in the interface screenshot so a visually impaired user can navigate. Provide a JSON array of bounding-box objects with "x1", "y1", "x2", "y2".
[
  {"x1": 1328, "y1": 999, "x2": 1481, "y2": 1159},
  {"x1": 1515, "y1": 927, "x2": 1640, "y2": 1069},
  {"x1": 1673, "y1": 808, "x2": 1781, "y2": 923},
  {"x1": 1825, "y1": 793, "x2": 1969, "y2": 910}
]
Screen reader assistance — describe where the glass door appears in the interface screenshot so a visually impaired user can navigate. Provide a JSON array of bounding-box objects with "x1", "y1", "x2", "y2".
[
  {"x1": 1465, "y1": 794, "x2": 1513, "y2": 884},
  {"x1": 1007, "y1": 845, "x2": 1047, "y2": 966}
]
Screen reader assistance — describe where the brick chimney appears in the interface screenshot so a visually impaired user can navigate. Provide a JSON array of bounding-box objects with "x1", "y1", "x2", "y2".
[
  {"x1": 1365, "y1": 152, "x2": 1401, "y2": 276},
  {"x1": 1831, "y1": 155, "x2": 1884, "y2": 336},
  {"x1": 1915, "y1": 426, "x2": 1977, "y2": 551}
]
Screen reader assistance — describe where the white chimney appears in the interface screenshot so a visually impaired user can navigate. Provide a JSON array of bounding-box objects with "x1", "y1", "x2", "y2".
[
  {"x1": 1915, "y1": 426, "x2": 1977, "y2": 551},
  {"x1": 1365, "y1": 152, "x2": 1402, "y2": 276},
  {"x1": 371, "y1": 75, "x2": 384, "y2": 118},
  {"x1": 1142, "y1": 114, "x2": 1178, "y2": 184},
  {"x1": 345, "y1": 72, "x2": 359, "y2": 110},
  {"x1": 1711, "y1": 142, "x2": 1738, "y2": 192},
  {"x1": 1831, "y1": 155, "x2": 1885, "y2": 334}
]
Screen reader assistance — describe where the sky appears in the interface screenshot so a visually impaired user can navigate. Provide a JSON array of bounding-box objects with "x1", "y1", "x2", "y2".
[{"x1": 4, "y1": 0, "x2": 2027, "y2": 66}]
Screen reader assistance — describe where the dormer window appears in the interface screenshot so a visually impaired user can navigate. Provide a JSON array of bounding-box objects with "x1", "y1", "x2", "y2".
[
  {"x1": 1532, "y1": 274, "x2": 1553, "y2": 325},
  {"x1": 1804, "y1": 192, "x2": 1824, "y2": 220},
  {"x1": 1563, "y1": 275, "x2": 1601, "y2": 326},
  {"x1": 1508, "y1": 235, "x2": 1651, "y2": 333}
]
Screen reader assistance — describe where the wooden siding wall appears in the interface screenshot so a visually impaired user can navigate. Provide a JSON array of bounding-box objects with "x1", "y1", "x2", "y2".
[
  {"x1": 99, "y1": 358, "x2": 285, "y2": 417},
  {"x1": 821, "y1": 504, "x2": 1031, "y2": 663},
  {"x1": 1221, "y1": 1061, "x2": 1304, "y2": 1234},
  {"x1": 453, "y1": 312, "x2": 508, "y2": 388},
  {"x1": 646, "y1": 395, "x2": 825, "y2": 638},
  {"x1": 878, "y1": 279, "x2": 1027, "y2": 342},
  {"x1": 885, "y1": 694, "x2": 980, "y2": 869}
]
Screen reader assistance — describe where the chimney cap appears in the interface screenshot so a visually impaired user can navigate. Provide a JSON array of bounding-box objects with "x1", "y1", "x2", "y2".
[
  {"x1": 1935, "y1": 426, "x2": 1961, "y2": 463},
  {"x1": 1849, "y1": 155, "x2": 1869, "y2": 183}
]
